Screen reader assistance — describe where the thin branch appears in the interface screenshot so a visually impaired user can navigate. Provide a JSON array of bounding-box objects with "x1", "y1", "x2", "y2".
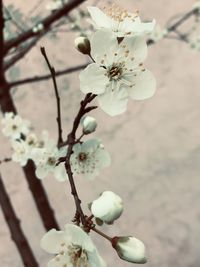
[
  {"x1": 8, "y1": 63, "x2": 87, "y2": 87},
  {"x1": 0, "y1": 173, "x2": 39, "y2": 267},
  {"x1": 40, "y1": 46, "x2": 63, "y2": 145},
  {"x1": 64, "y1": 93, "x2": 97, "y2": 226},
  {"x1": 4, "y1": 0, "x2": 86, "y2": 54},
  {"x1": 0, "y1": 157, "x2": 11, "y2": 164}
]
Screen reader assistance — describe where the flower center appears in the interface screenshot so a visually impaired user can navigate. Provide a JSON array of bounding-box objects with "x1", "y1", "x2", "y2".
[
  {"x1": 78, "y1": 152, "x2": 87, "y2": 161},
  {"x1": 12, "y1": 124, "x2": 17, "y2": 130},
  {"x1": 68, "y1": 245, "x2": 89, "y2": 267},
  {"x1": 47, "y1": 157, "x2": 56, "y2": 166},
  {"x1": 107, "y1": 64, "x2": 123, "y2": 80},
  {"x1": 104, "y1": 4, "x2": 138, "y2": 22}
]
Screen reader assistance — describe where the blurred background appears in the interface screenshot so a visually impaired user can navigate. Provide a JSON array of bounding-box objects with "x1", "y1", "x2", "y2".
[{"x1": 0, "y1": 0, "x2": 200, "y2": 266}]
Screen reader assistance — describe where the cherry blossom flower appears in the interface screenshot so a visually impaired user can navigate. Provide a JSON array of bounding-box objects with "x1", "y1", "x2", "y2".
[
  {"x1": 91, "y1": 191, "x2": 123, "y2": 224},
  {"x1": 88, "y1": 5, "x2": 155, "y2": 38},
  {"x1": 80, "y1": 30, "x2": 156, "y2": 116},
  {"x1": 41, "y1": 224, "x2": 106, "y2": 267},
  {"x1": 149, "y1": 24, "x2": 168, "y2": 42},
  {"x1": 31, "y1": 139, "x2": 67, "y2": 182},
  {"x1": 113, "y1": 236, "x2": 147, "y2": 264},
  {"x1": 70, "y1": 139, "x2": 111, "y2": 180},
  {"x1": 1, "y1": 112, "x2": 30, "y2": 139}
]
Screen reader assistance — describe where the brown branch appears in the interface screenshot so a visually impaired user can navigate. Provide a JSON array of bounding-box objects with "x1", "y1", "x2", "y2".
[
  {"x1": 40, "y1": 46, "x2": 63, "y2": 145},
  {"x1": 0, "y1": 173, "x2": 39, "y2": 267},
  {"x1": 0, "y1": 157, "x2": 11, "y2": 164},
  {"x1": 64, "y1": 93, "x2": 97, "y2": 226},
  {"x1": 4, "y1": 0, "x2": 86, "y2": 54},
  {"x1": 8, "y1": 63, "x2": 87, "y2": 87}
]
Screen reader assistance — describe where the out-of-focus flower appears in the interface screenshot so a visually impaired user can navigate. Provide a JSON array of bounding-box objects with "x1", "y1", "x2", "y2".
[
  {"x1": 189, "y1": 36, "x2": 200, "y2": 51},
  {"x1": 1, "y1": 112, "x2": 30, "y2": 139},
  {"x1": 32, "y1": 23, "x2": 44, "y2": 33},
  {"x1": 40, "y1": 224, "x2": 106, "y2": 267},
  {"x1": 112, "y1": 236, "x2": 147, "y2": 264},
  {"x1": 70, "y1": 139, "x2": 111, "y2": 180},
  {"x1": 91, "y1": 191, "x2": 123, "y2": 224},
  {"x1": 46, "y1": 0, "x2": 63, "y2": 11},
  {"x1": 81, "y1": 116, "x2": 97, "y2": 134},
  {"x1": 31, "y1": 139, "x2": 67, "y2": 182},
  {"x1": 80, "y1": 30, "x2": 156, "y2": 116},
  {"x1": 11, "y1": 140, "x2": 30, "y2": 166},
  {"x1": 149, "y1": 24, "x2": 168, "y2": 42},
  {"x1": 88, "y1": 5, "x2": 155, "y2": 38}
]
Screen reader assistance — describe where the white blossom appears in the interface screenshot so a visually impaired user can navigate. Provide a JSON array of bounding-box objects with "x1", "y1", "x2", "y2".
[
  {"x1": 80, "y1": 30, "x2": 156, "y2": 116},
  {"x1": 113, "y1": 236, "x2": 147, "y2": 264},
  {"x1": 81, "y1": 116, "x2": 97, "y2": 134},
  {"x1": 31, "y1": 139, "x2": 67, "y2": 182},
  {"x1": 1, "y1": 112, "x2": 30, "y2": 139},
  {"x1": 91, "y1": 191, "x2": 123, "y2": 224},
  {"x1": 11, "y1": 140, "x2": 30, "y2": 166},
  {"x1": 70, "y1": 139, "x2": 111, "y2": 180},
  {"x1": 41, "y1": 224, "x2": 106, "y2": 267},
  {"x1": 88, "y1": 5, "x2": 155, "y2": 38}
]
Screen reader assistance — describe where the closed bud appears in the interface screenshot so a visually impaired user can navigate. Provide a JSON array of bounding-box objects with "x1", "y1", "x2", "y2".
[
  {"x1": 112, "y1": 236, "x2": 147, "y2": 264},
  {"x1": 82, "y1": 116, "x2": 97, "y2": 134},
  {"x1": 91, "y1": 191, "x2": 123, "y2": 224},
  {"x1": 74, "y1": 36, "x2": 91, "y2": 55}
]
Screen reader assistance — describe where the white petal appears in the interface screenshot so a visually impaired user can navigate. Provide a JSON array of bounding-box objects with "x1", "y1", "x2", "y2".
[
  {"x1": 87, "y1": 6, "x2": 112, "y2": 29},
  {"x1": 98, "y1": 85, "x2": 128, "y2": 116},
  {"x1": 129, "y1": 69, "x2": 156, "y2": 100},
  {"x1": 90, "y1": 30, "x2": 118, "y2": 65},
  {"x1": 48, "y1": 254, "x2": 71, "y2": 267},
  {"x1": 35, "y1": 166, "x2": 49, "y2": 179},
  {"x1": 40, "y1": 229, "x2": 66, "y2": 254},
  {"x1": 54, "y1": 164, "x2": 68, "y2": 182},
  {"x1": 88, "y1": 249, "x2": 107, "y2": 267},
  {"x1": 79, "y1": 63, "x2": 108, "y2": 95},
  {"x1": 64, "y1": 224, "x2": 94, "y2": 252},
  {"x1": 121, "y1": 36, "x2": 147, "y2": 67},
  {"x1": 95, "y1": 149, "x2": 111, "y2": 168}
]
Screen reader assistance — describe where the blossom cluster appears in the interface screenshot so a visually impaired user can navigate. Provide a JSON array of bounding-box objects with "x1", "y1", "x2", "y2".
[{"x1": 1, "y1": 3, "x2": 157, "y2": 267}]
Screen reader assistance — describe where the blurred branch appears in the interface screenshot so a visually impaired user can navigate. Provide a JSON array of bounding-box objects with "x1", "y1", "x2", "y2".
[
  {"x1": 0, "y1": 173, "x2": 39, "y2": 267},
  {"x1": 8, "y1": 63, "x2": 87, "y2": 87},
  {"x1": 4, "y1": 0, "x2": 86, "y2": 54},
  {"x1": 0, "y1": 157, "x2": 11, "y2": 164}
]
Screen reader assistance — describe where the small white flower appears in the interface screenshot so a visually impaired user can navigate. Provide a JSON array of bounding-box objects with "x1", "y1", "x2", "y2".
[
  {"x1": 81, "y1": 116, "x2": 97, "y2": 134},
  {"x1": 32, "y1": 23, "x2": 44, "y2": 33},
  {"x1": 88, "y1": 5, "x2": 155, "y2": 38},
  {"x1": 149, "y1": 24, "x2": 168, "y2": 42},
  {"x1": 70, "y1": 139, "x2": 111, "y2": 180},
  {"x1": 31, "y1": 139, "x2": 67, "y2": 182},
  {"x1": 1, "y1": 112, "x2": 30, "y2": 139},
  {"x1": 80, "y1": 30, "x2": 156, "y2": 116},
  {"x1": 113, "y1": 236, "x2": 147, "y2": 264},
  {"x1": 91, "y1": 191, "x2": 123, "y2": 224},
  {"x1": 40, "y1": 224, "x2": 106, "y2": 267},
  {"x1": 11, "y1": 140, "x2": 30, "y2": 166},
  {"x1": 193, "y1": 1, "x2": 200, "y2": 11}
]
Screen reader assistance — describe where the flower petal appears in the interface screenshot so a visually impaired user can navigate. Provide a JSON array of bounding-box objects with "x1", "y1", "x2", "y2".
[
  {"x1": 48, "y1": 254, "x2": 71, "y2": 267},
  {"x1": 98, "y1": 84, "x2": 129, "y2": 116},
  {"x1": 40, "y1": 229, "x2": 66, "y2": 254},
  {"x1": 87, "y1": 6, "x2": 112, "y2": 29},
  {"x1": 54, "y1": 164, "x2": 68, "y2": 182},
  {"x1": 80, "y1": 63, "x2": 108, "y2": 95},
  {"x1": 129, "y1": 69, "x2": 156, "y2": 100}
]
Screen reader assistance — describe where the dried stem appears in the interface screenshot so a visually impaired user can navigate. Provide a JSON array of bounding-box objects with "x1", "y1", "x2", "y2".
[
  {"x1": 0, "y1": 173, "x2": 39, "y2": 267},
  {"x1": 40, "y1": 46, "x2": 63, "y2": 145},
  {"x1": 92, "y1": 227, "x2": 112, "y2": 242}
]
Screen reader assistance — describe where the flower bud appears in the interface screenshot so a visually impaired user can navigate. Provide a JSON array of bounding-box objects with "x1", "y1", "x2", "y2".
[
  {"x1": 91, "y1": 191, "x2": 123, "y2": 224},
  {"x1": 112, "y1": 236, "x2": 147, "y2": 264},
  {"x1": 82, "y1": 116, "x2": 97, "y2": 134},
  {"x1": 74, "y1": 36, "x2": 91, "y2": 55}
]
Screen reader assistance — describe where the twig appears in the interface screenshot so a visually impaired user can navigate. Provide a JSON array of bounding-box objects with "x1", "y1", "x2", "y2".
[
  {"x1": 92, "y1": 227, "x2": 112, "y2": 242},
  {"x1": 40, "y1": 46, "x2": 63, "y2": 145},
  {"x1": 0, "y1": 157, "x2": 11, "y2": 164},
  {"x1": 4, "y1": 0, "x2": 86, "y2": 54},
  {"x1": 64, "y1": 93, "x2": 97, "y2": 225},
  {"x1": 0, "y1": 173, "x2": 39, "y2": 267},
  {"x1": 8, "y1": 63, "x2": 87, "y2": 87}
]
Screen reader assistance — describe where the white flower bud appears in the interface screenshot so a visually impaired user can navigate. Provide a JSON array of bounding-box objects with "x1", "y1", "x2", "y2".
[
  {"x1": 112, "y1": 236, "x2": 147, "y2": 264},
  {"x1": 82, "y1": 116, "x2": 97, "y2": 134},
  {"x1": 91, "y1": 191, "x2": 123, "y2": 224},
  {"x1": 74, "y1": 36, "x2": 91, "y2": 55}
]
